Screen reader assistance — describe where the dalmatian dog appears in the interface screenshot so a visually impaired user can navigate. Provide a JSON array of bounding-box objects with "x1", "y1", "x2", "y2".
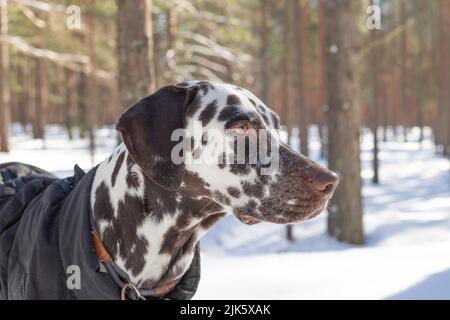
[{"x1": 91, "y1": 80, "x2": 338, "y2": 291}]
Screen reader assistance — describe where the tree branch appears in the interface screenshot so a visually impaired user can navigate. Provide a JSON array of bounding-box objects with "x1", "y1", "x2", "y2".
[
  {"x1": 0, "y1": 35, "x2": 114, "y2": 80},
  {"x1": 10, "y1": 0, "x2": 66, "y2": 13},
  {"x1": 15, "y1": 2, "x2": 47, "y2": 28}
]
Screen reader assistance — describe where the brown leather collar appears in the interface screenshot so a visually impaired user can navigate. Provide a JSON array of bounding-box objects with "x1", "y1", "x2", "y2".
[
  {"x1": 91, "y1": 229, "x2": 112, "y2": 263},
  {"x1": 91, "y1": 228, "x2": 178, "y2": 300}
]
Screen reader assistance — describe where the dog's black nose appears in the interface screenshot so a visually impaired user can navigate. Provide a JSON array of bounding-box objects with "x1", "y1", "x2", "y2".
[{"x1": 303, "y1": 167, "x2": 339, "y2": 196}]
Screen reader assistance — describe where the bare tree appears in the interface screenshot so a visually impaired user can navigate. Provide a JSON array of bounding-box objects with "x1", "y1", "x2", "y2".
[
  {"x1": 116, "y1": 0, "x2": 156, "y2": 111},
  {"x1": 166, "y1": 4, "x2": 177, "y2": 55},
  {"x1": 292, "y1": 0, "x2": 309, "y2": 157},
  {"x1": 0, "y1": 0, "x2": 10, "y2": 152},
  {"x1": 283, "y1": 0, "x2": 295, "y2": 242},
  {"x1": 85, "y1": 2, "x2": 96, "y2": 165},
  {"x1": 259, "y1": 0, "x2": 269, "y2": 102},
  {"x1": 437, "y1": 0, "x2": 450, "y2": 156},
  {"x1": 286, "y1": 0, "x2": 311, "y2": 242},
  {"x1": 399, "y1": 0, "x2": 408, "y2": 141},
  {"x1": 325, "y1": 0, "x2": 364, "y2": 244},
  {"x1": 33, "y1": 57, "x2": 47, "y2": 141},
  {"x1": 162, "y1": 2, "x2": 178, "y2": 84},
  {"x1": 317, "y1": 0, "x2": 328, "y2": 159},
  {"x1": 413, "y1": 0, "x2": 427, "y2": 145},
  {"x1": 369, "y1": 0, "x2": 381, "y2": 184},
  {"x1": 64, "y1": 68, "x2": 76, "y2": 140}
]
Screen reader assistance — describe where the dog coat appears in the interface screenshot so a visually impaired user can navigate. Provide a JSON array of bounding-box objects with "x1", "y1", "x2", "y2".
[{"x1": 0, "y1": 162, "x2": 200, "y2": 300}]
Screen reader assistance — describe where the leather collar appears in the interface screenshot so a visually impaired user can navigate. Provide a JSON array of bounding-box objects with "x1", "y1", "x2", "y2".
[{"x1": 91, "y1": 228, "x2": 178, "y2": 300}]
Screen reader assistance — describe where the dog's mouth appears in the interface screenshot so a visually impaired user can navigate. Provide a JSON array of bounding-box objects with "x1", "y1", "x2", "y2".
[
  {"x1": 234, "y1": 200, "x2": 328, "y2": 225},
  {"x1": 234, "y1": 212, "x2": 263, "y2": 225}
]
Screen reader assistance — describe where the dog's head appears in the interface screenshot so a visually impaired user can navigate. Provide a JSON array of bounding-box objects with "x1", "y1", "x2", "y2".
[{"x1": 117, "y1": 80, "x2": 338, "y2": 225}]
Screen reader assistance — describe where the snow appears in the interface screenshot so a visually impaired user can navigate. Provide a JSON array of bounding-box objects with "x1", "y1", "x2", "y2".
[
  {"x1": 1, "y1": 124, "x2": 117, "y2": 177},
  {"x1": 1, "y1": 124, "x2": 449, "y2": 300}
]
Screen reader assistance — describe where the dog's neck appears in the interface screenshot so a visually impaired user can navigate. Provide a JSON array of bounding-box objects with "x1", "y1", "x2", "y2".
[{"x1": 90, "y1": 144, "x2": 226, "y2": 288}]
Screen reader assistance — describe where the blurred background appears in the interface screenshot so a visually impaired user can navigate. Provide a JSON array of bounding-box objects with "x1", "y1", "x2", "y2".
[{"x1": 0, "y1": 0, "x2": 449, "y2": 299}]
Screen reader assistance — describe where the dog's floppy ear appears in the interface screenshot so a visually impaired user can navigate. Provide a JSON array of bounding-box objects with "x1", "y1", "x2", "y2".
[{"x1": 116, "y1": 85, "x2": 199, "y2": 191}]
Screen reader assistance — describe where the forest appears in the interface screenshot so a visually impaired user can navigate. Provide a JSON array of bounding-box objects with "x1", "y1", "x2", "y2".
[{"x1": 0, "y1": 0, "x2": 449, "y2": 299}]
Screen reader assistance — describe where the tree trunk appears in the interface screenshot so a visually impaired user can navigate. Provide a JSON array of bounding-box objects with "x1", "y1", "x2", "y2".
[
  {"x1": 64, "y1": 68, "x2": 76, "y2": 140},
  {"x1": 445, "y1": 1, "x2": 450, "y2": 157},
  {"x1": 325, "y1": 0, "x2": 364, "y2": 245},
  {"x1": 86, "y1": 2, "x2": 96, "y2": 166},
  {"x1": 33, "y1": 57, "x2": 47, "y2": 142},
  {"x1": 166, "y1": 5, "x2": 177, "y2": 54},
  {"x1": 281, "y1": 0, "x2": 293, "y2": 132},
  {"x1": 259, "y1": 0, "x2": 269, "y2": 103},
  {"x1": 163, "y1": 4, "x2": 177, "y2": 83},
  {"x1": 283, "y1": 0, "x2": 294, "y2": 242},
  {"x1": 399, "y1": 0, "x2": 408, "y2": 142},
  {"x1": 116, "y1": 0, "x2": 156, "y2": 111},
  {"x1": 438, "y1": 0, "x2": 450, "y2": 156},
  {"x1": 0, "y1": 0, "x2": 10, "y2": 152},
  {"x1": 369, "y1": 0, "x2": 381, "y2": 184},
  {"x1": 77, "y1": 71, "x2": 87, "y2": 139},
  {"x1": 17, "y1": 61, "x2": 28, "y2": 131},
  {"x1": 27, "y1": 58, "x2": 35, "y2": 136},
  {"x1": 292, "y1": 0, "x2": 309, "y2": 156},
  {"x1": 317, "y1": 0, "x2": 327, "y2": 159},
  {"x1": 372, "y1": 127, "x2": 379, "y2": 183},
  {"x1": 303, "y1": 0, "x2": 311, "y2": 129},
  {"x1": 414, "y1": 0, "x2": 427, "y2": 146}
]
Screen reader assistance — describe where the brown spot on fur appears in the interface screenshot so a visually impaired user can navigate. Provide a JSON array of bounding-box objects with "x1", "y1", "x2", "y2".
[
  {"x1": 201, "y1": 212, "x2": 226, "y2": 229},
  {"x1": 230, "y1": 164, "x2": 251, "y2": 176},
  {"x1": 261, "y1": 113, "x2": 270, "y2": 126},
  {"x1": 199, "y1": 99, "x2": 218, "y2": 126},
  {"x1": 159, "y1": 227, "x2": 181, "y2": 255},
  {"x1": 218, "y1": 105, "x2": 240, "y2": 122},
  {"x1": 94, "y1": 182, "x2": 114, "y2": 222},
  {"x1": 126, "y1": 172, "x2": 140, "y2": 189},
  {"x1": 143, "y1": 176, "x2": 178, "y2": 222},
  {"x1": 95, "y1": 189, "x2": 149, "y2": 277},
  {"x1": 181, "y1": 171, "x2": 211, "y2": 196},
  {"x1": 124, "y1": 235, "x2": 148, "y2": 277},
  {"x1": 111, "y1": 151, "x2": 125, "y2": 187},
  {"x1": 241, "y1": 181, "x2": 265, "y2": 198},
  {"x1": 159, "y1": 226, "x2": 195, "y2": 255},
  {"x1": 197, "y1": 81, "x2": 215, "y2": 95},
  {"x1": 271, "y1": 113, "x2": 280, "y2": 129},
  {"x1": 227, "y1": 187, "x2": 241, "y2": 198},
  {"x1": 114, "y1": 194, "x2": 149, "y2": 276},
  {"x1": 227, "y1": 94, "x2": 241, "y2": 106}
]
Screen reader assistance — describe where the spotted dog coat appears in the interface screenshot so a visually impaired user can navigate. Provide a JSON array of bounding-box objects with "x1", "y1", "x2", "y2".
[{"x1": 91, "y1": 80, "x2": 338, "y2": 290}]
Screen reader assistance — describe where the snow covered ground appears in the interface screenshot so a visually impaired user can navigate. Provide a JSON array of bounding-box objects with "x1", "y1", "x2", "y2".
[{"x1": 1, "y1": 124, "x2": 449, "y2": 299}]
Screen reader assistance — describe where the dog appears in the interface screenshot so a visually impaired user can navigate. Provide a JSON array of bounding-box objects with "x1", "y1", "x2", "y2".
[
  {"x1": 0, "y1": 80, "x2": 337, "y2": 299},
  {"x1": 89, "y1": 80, "x2": 339, "y2": 294}
]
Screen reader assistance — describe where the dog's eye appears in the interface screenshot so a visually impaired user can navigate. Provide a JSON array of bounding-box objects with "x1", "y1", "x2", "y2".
[{"x1": 229, "y1": 120, "x2": 254, "y2": 135}]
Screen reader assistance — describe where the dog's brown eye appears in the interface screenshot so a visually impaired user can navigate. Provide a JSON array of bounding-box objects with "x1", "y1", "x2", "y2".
[{"x1": 229, "y1": 120, "x2": 254, "y2": 135}]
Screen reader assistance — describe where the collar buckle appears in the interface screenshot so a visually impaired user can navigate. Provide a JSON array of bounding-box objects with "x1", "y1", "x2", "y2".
[{"x1": 121, "y1": 282, "x2": 145, "y2": 300}]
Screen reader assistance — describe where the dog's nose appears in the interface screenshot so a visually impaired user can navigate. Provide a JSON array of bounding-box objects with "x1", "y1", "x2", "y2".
[{"x1": 303, "y1": 167, "x2": 339, "y2": 196}]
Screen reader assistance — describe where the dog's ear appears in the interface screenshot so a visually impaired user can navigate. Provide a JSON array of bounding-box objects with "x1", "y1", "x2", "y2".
[{"x1": 116, "y1": 85, "x2": 199, "y2": 191}]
